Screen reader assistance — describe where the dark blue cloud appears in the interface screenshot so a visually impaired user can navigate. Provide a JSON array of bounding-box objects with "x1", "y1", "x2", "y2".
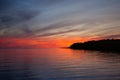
[
  {"x1": 0, "y1": 0, "x2": 120, "y2": 39},
  {"x1": 102, "y1": 34, "x2": 120, "y2": 39},
  {"x1": 0, "y1": 0, "x2": 14, "y2": 9}
]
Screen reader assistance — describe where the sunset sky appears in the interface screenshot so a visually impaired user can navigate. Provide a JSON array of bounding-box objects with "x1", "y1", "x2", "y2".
[{"x1": 0, "y1": 0, "x2": 120, "y2": 48}]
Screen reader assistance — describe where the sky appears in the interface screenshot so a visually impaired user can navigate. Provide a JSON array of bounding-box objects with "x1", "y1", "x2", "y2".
[{"x1": 0, "y1": 0, "x2": 120, "y2": 48}]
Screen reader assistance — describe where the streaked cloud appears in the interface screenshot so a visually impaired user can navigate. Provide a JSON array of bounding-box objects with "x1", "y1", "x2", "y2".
[{"x1": 0, "y1": 0, "x2": 120, "y2": 47}]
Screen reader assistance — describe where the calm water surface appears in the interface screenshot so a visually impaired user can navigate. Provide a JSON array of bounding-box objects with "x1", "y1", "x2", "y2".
[{"x1": 0, "y1": 48, "x2": 120, "y2": 80}]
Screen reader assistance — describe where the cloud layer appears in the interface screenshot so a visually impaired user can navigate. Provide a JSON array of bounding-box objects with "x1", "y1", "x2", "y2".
[{"x1": 0, "y1": 0, "x2": 120, "y2": 47}]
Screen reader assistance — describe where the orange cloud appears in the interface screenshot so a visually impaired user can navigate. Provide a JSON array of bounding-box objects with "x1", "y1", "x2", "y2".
[
  {"x1": 0, "y1": 38, "x2": 49, "y2": 48},
  {"x1": 46, "y1": 36, "x2": 101, "y2": 47},
  {"x1": 0, "y1": 36, "x2": 101, "y2": 48}
]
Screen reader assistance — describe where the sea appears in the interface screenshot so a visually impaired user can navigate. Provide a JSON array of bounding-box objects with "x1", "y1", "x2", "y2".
[{"x1": 0, "y1": 48, "x2": 120, "y2": 80}]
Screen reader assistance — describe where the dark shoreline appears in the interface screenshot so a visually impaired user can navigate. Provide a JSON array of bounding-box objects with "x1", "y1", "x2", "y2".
[{"x1": 69, "y1": 39, "x2": 120, "y2": 52}]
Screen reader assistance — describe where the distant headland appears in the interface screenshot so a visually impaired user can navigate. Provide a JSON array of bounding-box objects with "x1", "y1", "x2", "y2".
[{"x1": 70, "y1": 39, "x2": 120, "y2": 52}]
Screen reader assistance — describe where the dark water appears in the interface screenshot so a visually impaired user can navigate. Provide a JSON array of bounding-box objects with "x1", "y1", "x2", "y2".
[{"x1": 0, "y1": 48, "x2": 120, "y2": 80}]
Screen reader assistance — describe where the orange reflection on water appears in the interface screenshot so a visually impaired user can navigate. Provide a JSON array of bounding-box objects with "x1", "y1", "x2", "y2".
[
  {"x1": 0, "y1": 48, "x2": 88, "y2": 66},
  {"x1": 1, "y1": 48, "x2": 120, "y2": 80}
]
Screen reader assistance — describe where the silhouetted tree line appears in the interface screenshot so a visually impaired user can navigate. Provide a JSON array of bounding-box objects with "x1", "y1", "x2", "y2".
[{"x1": 70, "y1": 39, "x2": 120, "y2": 52}]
